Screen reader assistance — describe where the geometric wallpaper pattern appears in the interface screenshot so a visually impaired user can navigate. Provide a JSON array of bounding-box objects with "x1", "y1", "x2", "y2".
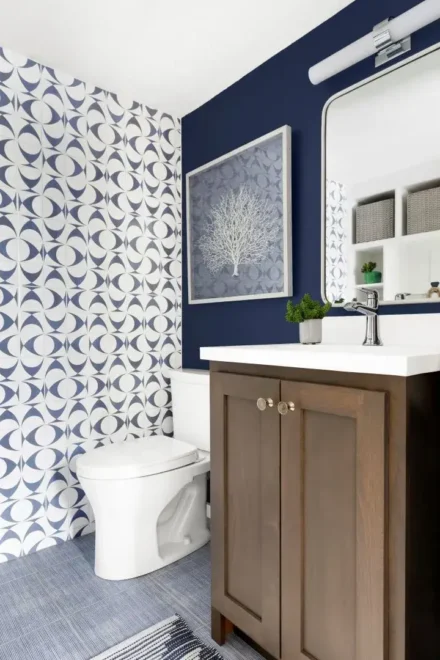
[
  {"x1": 0, "y1": 47, "x2": 181, "y2": 561},
  {"x1": 325, "y1": 179, "x2": 347, "y2": 303}
]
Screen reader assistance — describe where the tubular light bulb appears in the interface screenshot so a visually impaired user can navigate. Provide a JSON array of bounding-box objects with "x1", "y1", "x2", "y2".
[{"x1": 309, "y1": 0, "x2": 440, "y2": 85}]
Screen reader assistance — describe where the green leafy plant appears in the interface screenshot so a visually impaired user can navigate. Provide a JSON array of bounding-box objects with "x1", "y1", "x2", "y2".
[
  {"x1": 285, "y1": 294, "x2": 331, "y2": 324},
  {"x1": 361, "y1": 261, "x2": 377, "y2": 273}
]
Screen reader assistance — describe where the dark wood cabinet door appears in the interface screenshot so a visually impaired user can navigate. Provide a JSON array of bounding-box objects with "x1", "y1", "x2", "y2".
[
  {"x1": 211, "y1": 372, "x2": 281, "y2": 657},
  {"x1": 281, "y1": 381, "x2": 387, "y2": 660}
]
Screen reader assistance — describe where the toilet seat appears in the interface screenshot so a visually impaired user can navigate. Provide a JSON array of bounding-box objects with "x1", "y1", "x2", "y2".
[{"x1": 76, "y1": 436, "x2": 199, "y2": 480}]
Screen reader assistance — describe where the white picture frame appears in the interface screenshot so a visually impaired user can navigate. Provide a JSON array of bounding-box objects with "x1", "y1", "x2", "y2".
[{"x1": 186, "y1": 125, "x2": 292, "y2": 304}]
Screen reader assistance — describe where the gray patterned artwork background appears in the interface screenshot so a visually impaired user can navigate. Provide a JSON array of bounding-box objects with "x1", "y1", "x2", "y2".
[
  {"x1": 0, "y1": 46, "x2": 181, "y2": 561},
  {"x1": 188, "y1": 132, "x2": 289, "y2": 302},
  {"x1": 325, "y1": 180, "x2": 348, "y2": 303}
]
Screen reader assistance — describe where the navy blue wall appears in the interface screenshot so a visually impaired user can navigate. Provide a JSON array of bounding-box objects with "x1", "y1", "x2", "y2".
[{"x1": 182, "y1": 0, "x2": 440, "y2": 369}]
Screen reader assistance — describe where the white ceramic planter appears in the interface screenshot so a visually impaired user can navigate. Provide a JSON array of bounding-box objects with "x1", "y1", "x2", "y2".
[{"x1": 299, "y1": 319, "x2": 322, "y2": 345}]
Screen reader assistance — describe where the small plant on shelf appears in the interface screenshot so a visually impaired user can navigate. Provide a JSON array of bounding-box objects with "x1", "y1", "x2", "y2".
[
  {"x1": 286, "y1": 294, "x2": 331, "y2": 345},
  {"x1": 361, "y1": 261, "x2": 382, "y2": 285},
  {"x1": 361, "y1": 261, "x2": 377, "y2": 273}
]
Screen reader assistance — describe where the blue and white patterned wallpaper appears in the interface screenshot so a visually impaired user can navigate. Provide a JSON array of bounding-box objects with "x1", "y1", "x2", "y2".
[
  {"x1": 325, "y1": 180, "x2": 348, "y2": 303},
  {"x1": 0, "y1": 47, "x2": 181, "y2": 561}
]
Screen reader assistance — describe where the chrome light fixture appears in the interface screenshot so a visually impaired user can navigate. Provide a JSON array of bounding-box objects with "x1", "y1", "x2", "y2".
[{"x1": 309, "y1": 0, "x2": 440, "y2": 85}]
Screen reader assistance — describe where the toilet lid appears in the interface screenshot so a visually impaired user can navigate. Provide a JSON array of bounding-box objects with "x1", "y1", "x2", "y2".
[{"x1": 76, "y1": 436, "x2": 199, "y2": 480}]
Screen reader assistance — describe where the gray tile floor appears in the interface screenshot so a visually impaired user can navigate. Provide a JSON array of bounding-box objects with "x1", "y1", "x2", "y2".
[{"x1": 0, "y1": 535, "x2": 263, "y2": 660}]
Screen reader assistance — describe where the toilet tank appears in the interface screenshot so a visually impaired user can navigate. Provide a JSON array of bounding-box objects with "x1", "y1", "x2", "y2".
[{"x1": 170, "y1": 369, "x2": 210, "y2": 452}]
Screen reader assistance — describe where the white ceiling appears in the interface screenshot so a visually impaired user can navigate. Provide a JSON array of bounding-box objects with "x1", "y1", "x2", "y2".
[{"x1": 0, "y1": 0, "x2": 354, "y2": 117}]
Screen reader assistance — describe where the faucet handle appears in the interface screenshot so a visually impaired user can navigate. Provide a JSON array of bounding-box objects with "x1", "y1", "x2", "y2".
[{"x1": 360, "y1": 287, "x2": 379, "y2": 308}]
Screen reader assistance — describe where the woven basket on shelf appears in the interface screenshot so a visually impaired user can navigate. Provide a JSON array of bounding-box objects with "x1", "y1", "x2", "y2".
[
  {"x1": 407, "y1": 186, "x2": 440, "y2": 235},
  {"x1": 355, "y1": 198, "x2": 394, "y2": 244}
]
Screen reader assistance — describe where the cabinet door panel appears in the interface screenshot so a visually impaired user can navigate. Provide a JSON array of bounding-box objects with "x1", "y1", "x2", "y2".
[
  {"x1": 211, "y1": 372, "x2": 281, "y2": 657},
  {"x1": 226, "y1": 395, "x2": 263, "y2": 614},
  {"x1": 281, "y1": 381, "x2": 387, "y2": 660},
  {"x1": 303, "y1": 411, "x2": 357, "y2": 660}
]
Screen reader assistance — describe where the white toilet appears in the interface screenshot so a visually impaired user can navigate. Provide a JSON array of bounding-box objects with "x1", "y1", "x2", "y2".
[{"x1": 76, "y1": 369, "x2": 210, "y2": 581}]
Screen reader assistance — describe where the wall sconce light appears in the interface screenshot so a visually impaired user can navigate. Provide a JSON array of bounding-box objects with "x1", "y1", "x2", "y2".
[{"x1": 309, "y1": 0, "x2": 440, "y2": 85}]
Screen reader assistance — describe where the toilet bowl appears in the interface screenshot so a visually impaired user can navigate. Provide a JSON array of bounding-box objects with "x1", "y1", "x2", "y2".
[{"x1": 76, "y1": 369, "x2": 210, "y2": 581}]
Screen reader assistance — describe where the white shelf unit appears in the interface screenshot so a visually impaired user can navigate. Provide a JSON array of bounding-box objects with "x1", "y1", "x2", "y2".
[
  {"x1": 353, "y1": 237, "x2": 394, "y2": 251},
  {"x1": 348, "y1": 242, "x2": 385, "y2": 301},
  {"x1": 354, "y1": 282, "x2": 384, "y2": 289},
  {"x1": 344, "y1": 161, "x2": 440, "y2": 303},
  {"x1": 401, "y1": 228, "x2": 440, "y2": 243}
]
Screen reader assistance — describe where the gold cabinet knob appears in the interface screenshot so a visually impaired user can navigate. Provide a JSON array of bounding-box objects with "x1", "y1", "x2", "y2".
[
  {"x1": 256, "y1": 397, "x2": 274, "y2": 411},
  {"x1": 277, "y1": 401, "x2": 295, "y2": 415}
]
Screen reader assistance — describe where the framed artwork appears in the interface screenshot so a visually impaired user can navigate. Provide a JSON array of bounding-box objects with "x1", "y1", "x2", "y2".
[{"x1": 186, "y1": 125, "x2": 292, "y2": 304}]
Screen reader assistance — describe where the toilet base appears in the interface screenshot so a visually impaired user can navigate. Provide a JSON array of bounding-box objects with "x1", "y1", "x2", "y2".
[
  {"x1": 81, "y1": 455, "x2": 211, "y2": 581},
  {"x1": 95, "y1": 531, "x2": 211, "y2": 581}
]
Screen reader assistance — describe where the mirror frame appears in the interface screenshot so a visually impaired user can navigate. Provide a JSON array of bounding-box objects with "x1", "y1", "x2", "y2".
[{"x1": 321, "y1": 41, "x2": 440, "y2": 307}]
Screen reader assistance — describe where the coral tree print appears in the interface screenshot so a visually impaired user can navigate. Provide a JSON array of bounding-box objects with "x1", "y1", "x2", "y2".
[
  {"x1": 200, "y1": 186, "x2": 278, "y2": 278},
  {"x1": 187, "y1": 126, "x2": 291, "y2": 303}
]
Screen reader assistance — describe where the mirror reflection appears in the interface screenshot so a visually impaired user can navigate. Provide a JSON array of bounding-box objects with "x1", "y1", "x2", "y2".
[{"x1": 324, "y1": 47, "x2": 440, "y2": 305}]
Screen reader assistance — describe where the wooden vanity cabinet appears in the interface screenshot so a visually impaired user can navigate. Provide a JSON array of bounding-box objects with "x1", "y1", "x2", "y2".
[{"x1": 210, "y1": 363, "x2": 439, "y2": 660}]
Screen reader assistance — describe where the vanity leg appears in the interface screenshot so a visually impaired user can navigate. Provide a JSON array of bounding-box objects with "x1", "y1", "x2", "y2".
[{"x1": 211, "y1": 607, "x2": 233, "y2": 645}]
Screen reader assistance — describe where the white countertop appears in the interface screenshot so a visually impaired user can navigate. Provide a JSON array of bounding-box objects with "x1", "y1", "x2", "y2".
[{"x1": 200, "y1": 343, "x2": 440, "y2": 376}]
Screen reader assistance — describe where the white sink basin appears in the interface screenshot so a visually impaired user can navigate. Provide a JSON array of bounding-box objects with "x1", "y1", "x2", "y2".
[{"x1": 200, "y1": 343, "x2": 440, "y2": 376}]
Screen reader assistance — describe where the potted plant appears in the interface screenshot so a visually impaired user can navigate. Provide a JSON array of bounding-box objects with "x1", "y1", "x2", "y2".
[
  {"x1": 361, "y1": 261, "x2": 382, "y2": 284},
  {"x1": 285, "y1": 294, "x2": 331, "y2": 344}
]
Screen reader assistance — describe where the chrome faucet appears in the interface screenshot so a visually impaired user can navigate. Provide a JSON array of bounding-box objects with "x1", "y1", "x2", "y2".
[{"x1": 344, "y1": 288, "x2": 382, "y2": 346}]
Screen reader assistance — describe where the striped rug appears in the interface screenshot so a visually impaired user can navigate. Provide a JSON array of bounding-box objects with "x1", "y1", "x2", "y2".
[{"x1": 92, "y1": 614, "x2": 223, "y2": 660}]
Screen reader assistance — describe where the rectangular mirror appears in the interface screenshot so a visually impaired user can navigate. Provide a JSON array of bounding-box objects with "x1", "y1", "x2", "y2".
[{"x1": 323, "y1": 44, "x2": 440, "y2": 306}]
